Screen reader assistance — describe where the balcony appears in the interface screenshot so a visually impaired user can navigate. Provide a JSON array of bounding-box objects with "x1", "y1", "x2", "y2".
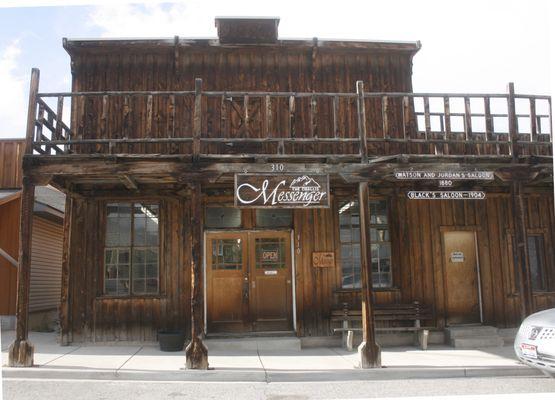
[{"x1": 28, "y1": 73, "x2": 552, "y2": 163}]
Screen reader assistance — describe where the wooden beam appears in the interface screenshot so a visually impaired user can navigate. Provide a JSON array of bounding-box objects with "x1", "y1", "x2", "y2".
[
  {"x1": 0, "y1": 246, "x2": 17, "y2": 268},
  {"x1": 356, "y1": 81, "x2": 368, "y2": 162},
  {"x1": 192, "y1": 78, "x2": 202, "y2": 160},
  {"x1": 357, "y1": 181, "x2": 381, "y2": 368},
  {"x1": 185, "y1": 182, "x2": 208, "y2": 369},
  {"x1": 511, "y1": 181, "x2": 534, "y2": 319},
  {"x1": 8, "y1": 177, "x2": 35, "y2": 367},
  {"x1": 25, "y1": 69, "x2": 40, "y2": 155},
  {"x1": 59, "y1": 196, "x2": 73, "y2": 345},
  {"x1": 120, "y1": 174, "x2": 138, "y2": 190}
]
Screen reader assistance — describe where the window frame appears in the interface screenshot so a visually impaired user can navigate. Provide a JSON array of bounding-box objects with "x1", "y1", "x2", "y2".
[
  {"x1": 102, "y1": 201, "x2": 162, "y2": 298},
  {"x1": 507, "y1": 228, "x2": 550, "y2": 294},
  {"x1": 337, "y1": 196, "x2": 394, "y2": 290}
]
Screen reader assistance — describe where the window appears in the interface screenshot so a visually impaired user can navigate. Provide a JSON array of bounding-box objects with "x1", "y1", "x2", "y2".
[
  {"x1": 256, "y1": 209, "x2": 293, "y2": 228},
  {"x1": 104, "y1": 203, "x2": 160, "y2": 296},
  {"x1": 338, "y1": 198, "x2": 392, "y2": 289},
  {"x1": 509, "y1": 233, "x2": 548, "y2": 293},
  {"x1": 528, "y1": 235, "x2": 547, "y2": 291},
  {"x1": 205, "y1": 206, "x2": 242, "y2": 228}
]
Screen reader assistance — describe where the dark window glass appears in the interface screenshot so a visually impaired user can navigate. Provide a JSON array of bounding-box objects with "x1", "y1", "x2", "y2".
[
  {"x1": 205, "y1": 207, "x2": 242, "y2": 228},
  {"x1": 255, "y1": 209, "x2": 293, "y2": 228},
  {"x1": 211, "y1": 238, "x2": 243, "y2": 270},
  {"x1": 338, "y1": 198, "x2": 392, "y2": 289},
  {"x1": 528, "y1": 235, "x2": 546, "y2": 291},
  {"x1": 255, "y1": 238, "x2": 286, "y2": 269},
  {"x1": 104, "y1": 203, "x2": 159, "y2": 296}
]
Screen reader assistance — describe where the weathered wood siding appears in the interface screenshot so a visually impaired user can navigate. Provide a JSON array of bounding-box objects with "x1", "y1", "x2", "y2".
[
  {"x1": 63, "y1": 188, "x2": 554, "y2": 341},
  {"x1": 65, "y1": 196, "x2": 191, "y2": 342},
  {"x1": 0, "y1": 197, "x2": 20, "y2": 315},
  {"x1": 0, "y1": 139, "x2": 24, "y2": 189},
  {"x1": 29, "y1": 216, "x2": 63, "y2": 312}
]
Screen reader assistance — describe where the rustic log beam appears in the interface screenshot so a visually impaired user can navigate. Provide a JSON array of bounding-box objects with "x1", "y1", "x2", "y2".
[
  {"x1": 511, "y1": 181, "x2": 534, "y2": 319},
  {"x1": 356, "y1": 81, "x2": 368, "y2": 163},
  {"x1": 8, "y1": 178, "x2": 35, "y2": 367},
  {"x1": 357, "y1": 181, "x2": 381, "y2": 368},
  {"x1": 193, "y1": 79, "x2": 202, "y2": 160},
  {"x1": 185, "y1": 182, "x2": 208, "y2": 369},
  {"x1": 59, "y1": 196, "x2": 73, "y2": 345}
]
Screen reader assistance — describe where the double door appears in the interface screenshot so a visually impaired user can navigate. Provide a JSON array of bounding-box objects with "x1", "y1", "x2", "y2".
[{"x1": 206, "y1": 231, "x2": 293, "y2": 333}]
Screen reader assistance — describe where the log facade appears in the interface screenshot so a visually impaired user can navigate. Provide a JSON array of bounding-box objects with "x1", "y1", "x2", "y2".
[{"x1": 10, "y1": 18, "x2": 553, "y2": 368}]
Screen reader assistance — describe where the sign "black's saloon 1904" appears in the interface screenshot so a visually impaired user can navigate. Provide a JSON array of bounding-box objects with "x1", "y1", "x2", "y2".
[{"x1": 235, "y1": 174, "x2": 330, "y2": 208}]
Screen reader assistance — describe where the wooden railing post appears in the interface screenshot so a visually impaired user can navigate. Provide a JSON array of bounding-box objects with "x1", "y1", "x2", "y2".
[
  {"x1": 193, "y1": 78, "x2": 202, "y2": 160},
  {"x1": 507, "y1": 82, "x2": 518, "y2": 159},
  {"x1": 358, "y1": 181, "x2": 381, "y2": 368},
  {"x1": 185, "y1": 182, "x2": 208, "y2": 369},
  {"x1": 356, "y1": 81, "x2": 368, "y2": 162},
  {"x1": 8, "y1": 177, "x2": 35, "y2": 367},
  {"x1": 25, "y1": 68, "x2": 40, "y2": 155}
]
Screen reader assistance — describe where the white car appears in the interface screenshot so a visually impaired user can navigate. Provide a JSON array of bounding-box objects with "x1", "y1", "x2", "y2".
[{"x1": 514, "y1": 308, "x2": 555, "y2": 377}]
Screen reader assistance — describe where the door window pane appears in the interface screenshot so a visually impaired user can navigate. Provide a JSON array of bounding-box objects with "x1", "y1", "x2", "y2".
[
  {"x1": 255, "y1": 238, "x2": 286, "y2": 269},
  {"x1": 212, "y1": 239, "x2": 243, "y2": 270}
]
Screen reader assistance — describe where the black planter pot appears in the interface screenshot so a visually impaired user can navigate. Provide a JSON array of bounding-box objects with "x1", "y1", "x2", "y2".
[{"x1": 158, "y1": 330, "x2": 185, "y2": 352}]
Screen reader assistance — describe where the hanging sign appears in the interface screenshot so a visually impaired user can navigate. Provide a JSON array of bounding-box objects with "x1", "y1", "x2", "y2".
[
  {"x1": 450, "y1": 251, "x2": 465, "y2": 263},
  {"x1": 262, "y1": 250, "x2": 279, "y2": 262},
  {"x1": 408, "y1": 191, "x2": 486, "y2": 200},
  {"x1": 235, "y1": 174, "x2": 330, "y2": 208}
]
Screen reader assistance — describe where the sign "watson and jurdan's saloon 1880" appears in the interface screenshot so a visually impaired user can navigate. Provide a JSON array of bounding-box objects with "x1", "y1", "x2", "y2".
[{"x1": 235, "y1": 174, "x2": 330, "y2": 208}]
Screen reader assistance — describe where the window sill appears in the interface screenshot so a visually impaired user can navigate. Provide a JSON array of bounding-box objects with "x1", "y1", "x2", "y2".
[
  {"x1": 334, "y1": 287, "x2": 400, "y2": 293},
  {"x1": 96, "y1": 294, "x2": 166, "y2": 300}
]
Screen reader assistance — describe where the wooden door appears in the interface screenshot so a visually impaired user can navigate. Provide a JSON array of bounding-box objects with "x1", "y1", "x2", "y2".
[
  {"x1": 206, "y1": 232, "x2": 249, "y2": 333},
  {"x1": 249, "y1": 231, "x2": 293, "y2": 332},
  {"x1": 206, "y1": 231, "x2": 293, "y2": 333},
  {"x1": 442, "y1": 230, "x2": 481, "y2": 325}
]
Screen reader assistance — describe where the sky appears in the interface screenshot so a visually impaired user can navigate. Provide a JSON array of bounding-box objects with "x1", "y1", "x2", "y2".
[{"x1": 0, "y1": 0, "x2": 553, "y2": 138}]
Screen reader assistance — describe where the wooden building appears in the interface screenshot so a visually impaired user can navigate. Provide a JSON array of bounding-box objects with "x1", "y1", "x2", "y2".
[
  {"x1": 1, "y1": 139, "x2": 65, "y2": 329},
  {"x1": 8, "y1": 17, "x2": 553, "y2": 368}
]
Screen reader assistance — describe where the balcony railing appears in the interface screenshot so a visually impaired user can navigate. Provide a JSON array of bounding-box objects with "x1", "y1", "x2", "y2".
[{"x1": 28, "y1": 74, "x2": 552, "y2": 161}]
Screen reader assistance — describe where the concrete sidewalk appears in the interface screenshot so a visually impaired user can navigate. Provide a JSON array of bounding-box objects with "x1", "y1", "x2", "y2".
[{"x1": 1, "y1": 330, "x2": 541, "y2": 382}]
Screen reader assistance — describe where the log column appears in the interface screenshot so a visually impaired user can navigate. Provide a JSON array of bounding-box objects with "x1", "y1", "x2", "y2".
[
  {"x1": 9, "y1": 68, "x2": 40, "y2": 367},
  {"x1": 8, "y1": 178, "x2": 36, "y2": 367},
  {"x1": 357, "y1": 181, "x2": 381, "y2": 368},
  {"x1": 185, "y1": 182, "x2": 208, "y2": 369}
]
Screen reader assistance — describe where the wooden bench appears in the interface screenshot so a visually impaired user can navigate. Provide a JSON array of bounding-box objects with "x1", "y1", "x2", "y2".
[{"x1": 330, "y1": 301, "x2": 433, "y2": 351}]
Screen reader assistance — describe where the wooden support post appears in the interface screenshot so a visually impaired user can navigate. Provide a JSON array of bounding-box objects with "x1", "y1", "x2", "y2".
[
  {"x1": 356, "y1": 81, "x2": 368, "y2": 163},
  {"x1": 8, "y1": 178, "x2": 35, "y2": 367},
  {"x1": 59, "y1": 196, "x2": 73, "y2": 346},
  {"x1": 26, "y1": 69, "x2": 40, "y2": 153},
  {"x1": 511, "y1": 180, "x2": 534, "y2": 319},
  {"x1": 193, "y1": 78, "x2": 202, "y2": 160},
  {"x1": 357, "y1": 181, "x2": 381, "y2": 368},
  {"x1": 185, "y1": 182, "x2": 208, "y2": 369},
  {"x1": 507, "y1": 82, "x2": 517, "y2": 159}
]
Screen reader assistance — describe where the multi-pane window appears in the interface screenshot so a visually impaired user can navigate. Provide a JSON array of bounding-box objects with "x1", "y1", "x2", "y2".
[
  {"x1": 338, "y1": 198, "x2": 392, "y2": 289},
  {"x1": 105, "y1": 203, "x2": 160, "y2": 296}
]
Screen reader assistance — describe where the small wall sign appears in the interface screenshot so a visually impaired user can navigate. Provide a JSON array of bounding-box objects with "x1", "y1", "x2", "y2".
[
  {"x1": 312, "y1": 252, "x2": 335, "y2": 268},
  {"x1": 235, "y1": 174, "x2": 330, "y2": 208},
  {"x1": 450, "y1": 251, "x2": 465, "y2": 263},
  {"x1": 395, "y1": 171, "x2": 494, "y2": 180},
  {"x1": 262, "y1": 250, "x2": 278, "y2": 262},
  {"x1": 408, "y1": 191, "x2": 486, "y2": 200}
]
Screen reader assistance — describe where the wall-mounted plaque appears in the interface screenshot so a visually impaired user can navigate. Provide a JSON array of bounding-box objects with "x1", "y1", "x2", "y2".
[
  {"x1": 407, "y1": 191, "x2": 486, "y2": 200},
  {"x1": 450, "y1": 251, "x2": 465, "y2": 263},
  {"x1": 312, "y1": 252, "x2": 335, "y2": 268},
  {"x1": 235, "y1": 174, "x2": 330, "y2": 208}
]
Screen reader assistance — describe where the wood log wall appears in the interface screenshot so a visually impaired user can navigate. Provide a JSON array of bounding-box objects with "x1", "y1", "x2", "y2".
[{"x1": 63, "y1": 189, "x2": 555, "y2": 341}]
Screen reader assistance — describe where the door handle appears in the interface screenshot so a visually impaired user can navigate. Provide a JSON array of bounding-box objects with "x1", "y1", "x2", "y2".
[{"x1": 242, "y1": 280, "x2": 249, "y2": 301}]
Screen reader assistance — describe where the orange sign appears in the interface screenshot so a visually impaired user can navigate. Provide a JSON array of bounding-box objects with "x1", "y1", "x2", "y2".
[{"x1": 312, "y1": 252, "x2": 335, "y2": 268}]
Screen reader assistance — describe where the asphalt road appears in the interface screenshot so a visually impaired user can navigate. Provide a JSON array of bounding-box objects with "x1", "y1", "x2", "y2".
[{"x1": 3, "y1": 376, "x2": 555, "y2": 400}]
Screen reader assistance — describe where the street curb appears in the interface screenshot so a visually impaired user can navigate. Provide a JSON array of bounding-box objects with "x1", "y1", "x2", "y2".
[{"x1": 2, "y1": 365, "x2": 542, "y2": 382}]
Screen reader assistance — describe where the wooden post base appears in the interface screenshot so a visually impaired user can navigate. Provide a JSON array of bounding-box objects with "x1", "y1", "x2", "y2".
[
  {"x1": 185, "y1": 337, "x2": 209, "y2": 369},
  {"x1": 8, "y1": 339, "x2": 34, "y2": 367},
  {"x1": 358, "y1": 341, "x2": 381, "y2": 368}
]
